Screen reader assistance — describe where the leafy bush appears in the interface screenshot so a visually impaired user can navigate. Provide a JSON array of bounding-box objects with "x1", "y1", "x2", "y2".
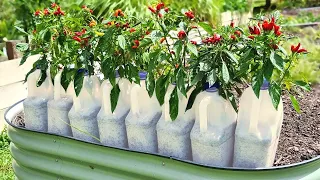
[{"x1": 0, "y1": 128, "x2": 14, "y2": 180}]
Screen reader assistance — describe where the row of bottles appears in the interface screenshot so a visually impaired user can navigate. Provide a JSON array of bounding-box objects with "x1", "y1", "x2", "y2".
[{"x1": 23, "y1": 70, "x2": 283, "y2": 168}]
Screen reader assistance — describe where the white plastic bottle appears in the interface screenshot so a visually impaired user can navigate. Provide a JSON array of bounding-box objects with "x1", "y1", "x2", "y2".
[
  {"x1": 23, "y1": 68, "x2": 54, "y2": 132},
  {"x1": 233, "y1": 80, "x2": 283, "y2": 168},
  {"x1": 125, "y1": 72, "x2": 162, "y2": 153},
  {"x1": 190, "y1": 83, "x2": 237, "y2": 167},
  {"x1": 68, "y1": 70, "x2": 101, "y2": 143},
  {"x1": 97, "y1": 72, "x2": 132, "y2": 148},
  {"x1": 156, "y1": 84, "x2": 195, "y2": 160},
  {"x1": 47, "y1": 70, "x2": 74, "y2": 136}
]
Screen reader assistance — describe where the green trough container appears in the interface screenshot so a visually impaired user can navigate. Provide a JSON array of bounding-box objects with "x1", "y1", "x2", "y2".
[{"x1": 4, "y1": 100, "x2": 320, "y2": 180}]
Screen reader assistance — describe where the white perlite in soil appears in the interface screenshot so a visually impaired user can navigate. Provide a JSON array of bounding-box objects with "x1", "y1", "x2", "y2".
[
  {"x1": 47, "y1": 98, "x2": 73, "y2": 136},
  {"x1": 23, "y1": 97, "x2": 50, "y2": 132},
  {"x1": 233, "y1": 132, "x2": 278, "y2": 168},
  {"x1": 68, "y1": 105, "x2": 101, "y2": 143},
  {"x1": 125, "y1": 112, "x2": 161, "y2": 153},
  {"x1": 156, "y1": 112, "x2": 195, "y2": 160},
  {"x1": 191, "y1": 123, "x2": 236, "y2": 167},
  {"x1": 97, "y1": 110, "x2": 129, "y2": 147}
]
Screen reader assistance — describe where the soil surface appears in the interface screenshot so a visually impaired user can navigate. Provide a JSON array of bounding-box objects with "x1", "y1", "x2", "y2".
[
  {"x1": 274, "y1": 84, "x2": 320, "y2": 166},
  {"x1": 11, "y1": 85, "x2": 320, "y2": 167}
]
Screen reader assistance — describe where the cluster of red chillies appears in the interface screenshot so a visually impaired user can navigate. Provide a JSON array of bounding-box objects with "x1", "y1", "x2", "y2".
[
  {"x1": 82, "y1": 5, "x2": 94, "y2": 14},
  {"x1": 114, "y1": 9, "x2": 125, "y2": 17},
  {"x1": 291, "y1": 43, "x2": 307, "y2": 53},
  {"x1": 132, "y1": 40, "x2": 140, "y2": 49},
  {"x1": 248, "y1": 17, "x2": 282, "y2": 40},
  {"x1": 185, "y1": 11, "x2": 195, "y2": 19},
  {"x1": 34, "y1": 4, "x2": 64, "y2": 16},
  {"x1": 202, "y1": 34, "x2": 222, "y2": 44},
  {"x1": 229, "y1": 21, "x2": 242, "y2": 41},
  {"x1": 148, "y1": 2, "x2": 169, "y2": 18},
  {"x1": 72, "y1": 28, "x2": 90, "y2": 47}
]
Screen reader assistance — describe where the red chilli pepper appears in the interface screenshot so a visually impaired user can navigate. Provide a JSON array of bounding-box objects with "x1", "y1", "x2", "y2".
[
  {"x1": 156, "y1": 2, "x2": 165, "y2": 11},
  {"x1": 177, "y1": 30, "x2": 186, "y2": 39}
]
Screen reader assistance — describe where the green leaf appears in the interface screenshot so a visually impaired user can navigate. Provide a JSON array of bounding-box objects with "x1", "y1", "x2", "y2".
[
  {"x1": 61, "y1": 68, "x2": 75, "y2": 92},
  {"x1": 20, "y1": 50, "x2": 31, "y2": 66},
  {"x1": 173, "y1": 40, "x2": 183, "y2": 56},
  {"x1": 44, "y1": 30, "x2": 51, "y2": 42},
  {"x1": 252, "y1": 69, "x2": 264, "y2": 98},
  {"x1": 155, "y1": 75, "x2": 169, "y2": 105},
  {"x1": 222, "y1": 61, "x2": 230, "y2": 83},
  {"x1": 278, "y1": 46, "x2": 287, "y2": 56},
  {"x1": 191, "y1": 71, "x2": 204, "y2": 86},
  {"x1": 241, "y1": 48, "x2": 253, "y2": 61},
  {"x1": 177, "y1": 69, "x2": 187, "y2": 97},
  {"x1": 270, "y1": 51, "x2": 284, "y2": 72},
  {"x1": 263, "y1": 60, "x2": 274, "y2": 81},
  {"x1": 169, "y1": 86, "x2": 179, "y2": 121},
  {"x1": 118, "y1": 35, "x2": 126, "y2": 50},
  {"x1": 198, "y1": 22, "x2": 213, "y2": 35},
  {"x1": 24, "y1": 66, "x2": 37, "y2": 83},
  {"x1": 289, "y1": 94, "x2": 301, "y2": 113},
  {"x1": 14, "y1": 26, "x2": 29, "y2": 35},
  {"x1": 16, "y1": 43, "x2": 29, "y2": 52},
  {"x1": 187, "y1": 43, "x2": 198, "y2": 57},
  {"x1": 226, "y1": 91, "x2": 238, "y2": 112},
  {"x1": 224, "y1": 50, "x2": 238, "y2": 64},
  {"x1": 269, "y1": 81, "x2": 282, "y2": 110},
  {"x1": 146, "y1": 72, "x2": 155, "y2": 97},
  {"x1": 110, "y1": 84, "x2": 121, "y2": 112},
  {"x1": 185, "y1": 83, "x2": 203, "y2": 111},
  {"x1": 37, "y1": 70, "x2": 47, "y2": 87},
  {"x1": 150, "y1": 30, "x2": 162, "y2": 43},
  {"x1": 74, "y1": 70, "x2": 85, "y2": 97},
  {"x1": 293, "y1": 81, "x2": 311, "y2": 91}
]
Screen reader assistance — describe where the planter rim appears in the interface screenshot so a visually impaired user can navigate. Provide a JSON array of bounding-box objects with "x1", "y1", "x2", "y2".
[{"x1": 4, "y1": 99, "x2": 320, "y2": 171}]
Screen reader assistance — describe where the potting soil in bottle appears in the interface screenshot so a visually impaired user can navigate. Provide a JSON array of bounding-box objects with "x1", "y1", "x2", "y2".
[
  {"x1": 23, "y1": 68, "x2": 53, "y2": 132},
  {"x1": 47, "y1": 70, "x2": 74, "y2": 136},
  {"x1": 233, "y1": 80, "x2": 283, "y2": 168},
  {"x1": 97, "y1": 71, "x2": 131, "y2": 148},
  {"x1": 125, "y1": 72, "x2": 162, "y2": 153},
  {"x1": 156, "y1": 84, "x2": 195, "y2": 160},
  {"x1": 68, "y1": 70, "x2": 101, "y2": 143},
  {"x1": 190, "y1": 83, "x2": 237, "y2": 167}
]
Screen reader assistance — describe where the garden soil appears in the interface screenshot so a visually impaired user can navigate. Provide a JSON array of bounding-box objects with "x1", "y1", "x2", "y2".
[{"x1": 12, "y1": 84, "x2": 320, "y2": 166}]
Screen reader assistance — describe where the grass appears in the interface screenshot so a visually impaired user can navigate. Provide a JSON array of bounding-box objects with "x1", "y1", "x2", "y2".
[{"x1": 0, "y1": 127, "x2": 14, "y2": 180}]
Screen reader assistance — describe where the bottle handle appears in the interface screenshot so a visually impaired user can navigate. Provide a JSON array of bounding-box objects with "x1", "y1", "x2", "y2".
[
  {"x1": 130, "y1": 84, "x2": 140, "y2": 115},
  {"x1": 54, "y1": 71, "x2": 62, "y2": 100},
  {"x1": 198, "y1": 96, "x2": 212, "y2": 132},
  {"x1": 101, "y1": 81, "x2": 113, "y2": 115},
  {"x1": 248, "y1": 90, "x2": 260, "y2": 133}
]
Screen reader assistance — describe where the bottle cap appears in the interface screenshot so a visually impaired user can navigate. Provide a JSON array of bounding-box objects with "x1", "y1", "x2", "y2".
[
  {"x1": 261, "y1": 79, "x2": 270, "y2": 90},
  {"x1": 77, "y1": 68, "x2": 89, "y2": 76},
  {"x1": 139, "y1": 71, "x2": 147, "y2": 80},
  {"x1": 115, "y1": 70, "x2": 120, "y2": 78},
  {"x1": 206, "y1": 81, "x2": 220, "y2": 92}
]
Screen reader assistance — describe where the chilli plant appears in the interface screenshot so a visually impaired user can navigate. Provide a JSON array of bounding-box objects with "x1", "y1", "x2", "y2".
[
  {"x1": 239, "y1": 12, "x2": 309, "y2": 112},
  {"x1": 18, "y1": 3, "x2": 309, "y2": 121}
]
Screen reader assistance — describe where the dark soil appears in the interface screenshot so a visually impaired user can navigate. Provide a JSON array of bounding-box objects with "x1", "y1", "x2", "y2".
[
  {"x1": 274, "y1": 84, "x2": 320, "y2": 166},
  {"x1": 12, "y1": 85, "x2": 320, "y2": 167}
]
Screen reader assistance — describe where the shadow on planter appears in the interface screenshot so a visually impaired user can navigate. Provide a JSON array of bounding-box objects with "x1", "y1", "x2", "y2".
[{"x1": 4, "y1": 100, "x2": 320, "y2": 180}]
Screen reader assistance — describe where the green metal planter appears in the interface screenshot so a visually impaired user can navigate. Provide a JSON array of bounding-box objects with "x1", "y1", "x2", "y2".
[{"x1": 4, "y1": 100, "x2": 320, "y2": 180}]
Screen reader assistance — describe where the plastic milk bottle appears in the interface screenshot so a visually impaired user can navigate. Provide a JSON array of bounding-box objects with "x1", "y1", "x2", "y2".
[
  {"x1": 23, "y1": 68, "x2": 53, "y2": 131},
  {"x1": 191, "y1": 83, "x2": 237, "y2": 167},
  {"x1": 97, "y1": 71, "x2": 132, "y2": 148},
  {"x1": 68, "y1": 70, "x2": 101, "y2": 143},
  {"x1": 125, "y1": 72, "x2": 162, "y2": 153},
  {"x1": 233, "y1": 80, "x2": 283, "y2": 168},
  {"x1": 47, "y1": 70, "x2": 74, "y2": 136}
]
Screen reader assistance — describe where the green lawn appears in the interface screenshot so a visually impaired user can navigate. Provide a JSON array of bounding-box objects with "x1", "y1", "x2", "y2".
[{"x1": 0, "y1": 128, "x2": 14, "y2": 180}]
